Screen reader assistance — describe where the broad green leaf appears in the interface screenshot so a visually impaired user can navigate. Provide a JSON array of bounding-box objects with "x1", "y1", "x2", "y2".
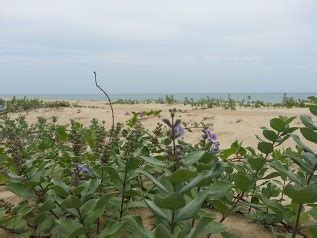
[
  {"x1": 284, "y1": 184, "x2": 317, "y2": 204},
  {"x1": 300, "y1": 127, "x2": 317, "y2": 143},
  {"x1": 98, "y1": 220, "x2": 127, "y2": 237},
  {"x1": 309, "y1": 105, "x2": 317, "y2": 116},
  {"x1": 6, "y1": 182, "x2": 34, "y2": 199},
  {"x1": 81, "y1": 179, "x2": 101, "y2": 196},
  {"x1": 176, "y1": 191, "x2": 209, "y2": 221},
  {"x1": 80, "y1": 199, "x2": 98, "y2": 216},
  {"x1": 155, "y1": 224, "x2": 171, "y2": 238},
  {"x1": 220, "y1": 147, "x2": 237, "y2": 161},
  {"x1": 232, "y1": 174, "x2": 251, "y2": 193},
  {"x1": 36, "y1": 216, "x2": 55, "y2": 233},
  {"x1": 39, "y1": 200, "x2": 56, "y2": 212},
  {"x1": 248, "y1": 157, "x2": 266, "y2": 171},
  {"x1": 263, "y1": 130, "x2": 278, "y2": 142},
  {"x1": 191, "y1": 216, "x2": 214, "y2": 237},
  {"x1": 49, "y1": 185, "x2": 69, "y2": 199},
  {"x1": 169, "y1": 168, "x2": 197, "y2": 186},
  {"x1": 179, "y1": 170, "x2": 212, "y2": 194},
  {"x1": 260, "y1": 196, "x2": 289, "y2": 220},
  {"x1": 61, "y1": 195, "x2": 81, "y2": 208},
  {"x1": 270, "y1": 160, "x2": 303, "y2": 186},
  {"x1": 291, "y1": 134, "x2": 314, "y2": 154},
  {"x1": 144, "y1": 199, "x2": 168, "y2": 220},
  {"x1": 211, "y1": 199, "x2": 230, "y2": 214},
  {"x1": 270, "y1": 118, "x2": 285, "y2": 132},
  {"x1": 183, "y1": 151, "x2": 206, "y2": 166},
  {"x1": 126, "y1": 157, "x2": 142, "y2": 171},
  {"x1": 84, "y1": 193, "x2": 115, "y2": 226},
  {"x1": 208, "y1": 181, "x2": 232, "y2": 198},
  {"x1": 84, "y1": 129, "x2": 96, "y2": 149},
  {"x1": 123, "y1": 216, "x2": 153, "y2": 237},
  {"x1": 300, "y1": 115, "x2": 317, "y2": 130},
  {"x1": 154, "y1": 193, "x2": 186, "y2": 210},
  {"x1": 141, "y1": 156, "x2": 166, "y2": 168},
  {"x1": 201, "y1": 222, "x2": 226, "y2": 235},
  {"x1": 138, "y1": 170, "x2": 169, "y2": 193},
  {"x1": 258, "y1": 142, "x2": 273, "y2": 154}
]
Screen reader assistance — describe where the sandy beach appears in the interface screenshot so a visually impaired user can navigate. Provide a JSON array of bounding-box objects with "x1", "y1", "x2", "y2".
[{"x1": 6, "y1": 100, "x2": 316, "y2": 150}]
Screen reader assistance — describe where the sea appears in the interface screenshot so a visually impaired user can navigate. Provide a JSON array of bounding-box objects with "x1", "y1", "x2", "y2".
[{"x1": 1, "y1": 93, "x2": 317, "y2": 103}]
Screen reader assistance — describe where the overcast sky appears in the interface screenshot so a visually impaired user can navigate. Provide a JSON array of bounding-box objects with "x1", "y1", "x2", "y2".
[{"x1": 0, "y1": 0, "x2": 316, "y2": 94}]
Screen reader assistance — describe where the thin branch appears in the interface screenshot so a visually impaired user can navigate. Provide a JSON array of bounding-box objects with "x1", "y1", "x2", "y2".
[{"x1": 93, "y1": 71, "x2": 115, "y2": 138}]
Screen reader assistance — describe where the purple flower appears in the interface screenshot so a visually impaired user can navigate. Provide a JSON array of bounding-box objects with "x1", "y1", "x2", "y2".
[
  {"x1": 76, "y1": 164, "x2": 92, "y2": 174},
  {"x1": 210, "y1": 141, "x2": 220, "y2": 153},
  {"x1": 170, "y1": 124, "x2": 185, "y2": 139},
  {"x1": 202, "y1": 129, "x2": 220, "y2": 153},
  {"x1": 125, "y1": 112, "x2": 130, "y2": 116}
]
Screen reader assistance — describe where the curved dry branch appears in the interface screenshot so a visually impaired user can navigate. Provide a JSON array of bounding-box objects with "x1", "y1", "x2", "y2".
[{"x1": 93, "y1": 71, "x2": 115, "y2": 138}]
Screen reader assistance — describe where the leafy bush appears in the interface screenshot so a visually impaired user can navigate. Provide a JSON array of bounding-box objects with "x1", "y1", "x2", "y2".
[{"x1": 0, "y1": 98, "x2": 317, "y2": 237}]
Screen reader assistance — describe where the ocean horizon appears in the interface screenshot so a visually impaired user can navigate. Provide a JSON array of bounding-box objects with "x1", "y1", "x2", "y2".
[{"x1": 1, "y1": 92, "x2": 317, "y2": 103}]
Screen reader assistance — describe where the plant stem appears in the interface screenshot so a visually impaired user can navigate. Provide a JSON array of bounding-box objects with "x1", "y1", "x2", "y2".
[
  {"x1": 120, "y1": 169, "x2": 128, "y2": 219},
  {"x1": 292, "y1": 168, "x2": 315, "y2": 238},
  {"x1": 93, "y1": 72, "x2": 115, "y2": 139}
]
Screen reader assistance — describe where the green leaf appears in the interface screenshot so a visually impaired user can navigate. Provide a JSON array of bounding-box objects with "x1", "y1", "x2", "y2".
[
  {"x1": 201, "y1": 222, "x2": 226, "y2": 235},
  {"x1": 208, "y1": 181, "x2": 232, "y2": 198},
  {"x1": 56, "y1": 126, "x2": 68, "y2": 142},
  {"x1": 300, "y1": 115, "x2": 317, "y2": 130},
  {"x1": 179, "y1": 170, "x2": 212, "y2": 194},
  {"x1": 270, "y1": 118, "x2": 285, "y2": 132},
  {"x1": 270, "y1": 160, "x2": 303, "y2": 186},
  {"x1": 84, "y1": 129, "x2": 96, "y2": 149},
  {"x1": 284, "y1": 184, "x2": 317, "y2": 204},
  {"x1": 140, "y1": 156, "x2": 166, "y2": 168},
  {"x1": 122, "y1": 216, "x2": 152, "y2": 237},
  {"x1": 98, "y1": 220, "x2": 127, "y2": 237},
  {"x1": 291, "y1": 134, "x2": 314, "y2": 154},
  {"x1": 81, "y1": 179, "x2": 101, "y2": 196},
  {"x1": 176, "y1": 191, "x2": 209, "y2": 221},
  {"x1": 154, "y1": 193, "x2": 186, "y2": 210},
  {"x1": 6, "y1": 182, "x2": 34, "y2": 199},
  {"x1": 191, "y1": 216, "x2": 214, "y2": 237},
  {"x1": 126, "y1": 157, "x2": 142, "y2": 171},
  {"x1": 263, "y1": 130, "x2": 278, "y2": 142},
  {"x1": 138, "y1": 170, "x2": 169, "y2": 193},
  {"x1": 169, "y1": 168, "x2": 197, "y2": 186},
  {"x1": 155, "y1": 224, "x2": 171, "y2": 238},
  {"x1": 220, "y1": 147, "x2": 237, "y2": 160},
  {"x1": 49, "y1": 185, "x2": 69, "y2": 198},
  {"x1": 232, "y1": 174, "x2": 251, "y2": 193},
  {"x1": 80, "y1": 199, "x2": 98, "y2": 216},
  {"x1": 61, "y1": 195, "x2": 81, "y2": 208},
  {"x1": 36, "y1": 216, "x2": 55, "y2": 233},
  {"x1": 144, "y1": 199, "x2": 168, "y2": 221},
  {"x1": 211, "y1": 199, "x2": 230, "y2": 215},
  {"x1": 248, "y1": 157, "x2": 266, "y2": 171},
  {"x1": 39, "y1": 200, "x2": 56, "y2": 212},
  {"x1": 309, "y1": 105, "x2": 317, "y2": 116},
  {"x1": 183, "y1": 151, "x2": 206, "y2": 166},
  {"x1": 260, "y1": 195, "x2": 289, "y2": 220},
  {"x1": 300, "y1": 127, "x2": 317, "y2": 143},
  {"x1": 258, "y1": 142, "x2": 273, "y2": 154},
  {"x1": 84, "y1": 193, "x2": 115, "y2": 226}
]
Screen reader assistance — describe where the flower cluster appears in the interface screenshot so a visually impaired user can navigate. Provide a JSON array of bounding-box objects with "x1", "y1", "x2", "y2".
[
  {"x1": 202, "y1": 128, "x2": 220, "y2": 153},
  {"x1": 170, "y1": 124, "x2": 185, "y2": 139},
  {"x1": 76, "y1": 164, "x2": 92, "y2": 174}
]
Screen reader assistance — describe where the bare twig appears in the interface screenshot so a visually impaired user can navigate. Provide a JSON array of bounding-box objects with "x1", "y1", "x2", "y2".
[{"x1": 93, "y1": 72, "x2": 115, "y2": 138}]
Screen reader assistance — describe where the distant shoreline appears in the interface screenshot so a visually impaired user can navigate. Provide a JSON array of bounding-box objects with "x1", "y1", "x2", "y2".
[{"x1": 1, "y1": 92, "x2": 317, "y2": 103}]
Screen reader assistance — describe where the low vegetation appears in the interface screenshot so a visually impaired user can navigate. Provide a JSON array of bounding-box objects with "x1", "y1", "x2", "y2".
[{"x1": 0, "y1": 96, "x2": 316, "y2": 237}]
